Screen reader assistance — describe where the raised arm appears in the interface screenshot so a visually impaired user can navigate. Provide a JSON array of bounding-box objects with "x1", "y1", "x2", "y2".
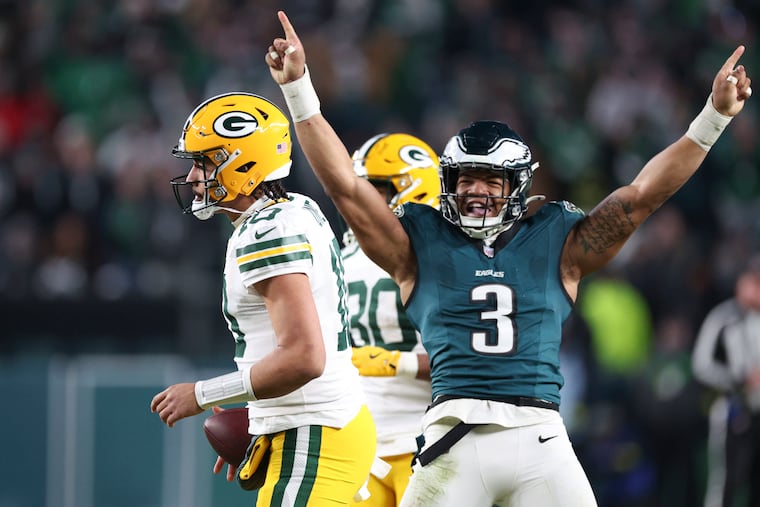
[
  {"x1": 562, "y1": 45, "x2": 752, "y2": 294},
  {"x1": 266, "y1": 11, "x2": 417, "y2": 298}
]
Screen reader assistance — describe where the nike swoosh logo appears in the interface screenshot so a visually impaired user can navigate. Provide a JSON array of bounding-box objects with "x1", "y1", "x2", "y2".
[
  {"x1": 368, "y1": 353, "x2": 381, "y2": 359},
  {"x1": 255, "y1": 227, "x2": 276, "y2": 240},
  {"x1": 538, "y1": 435, "x2": 558, "y2": 443}
]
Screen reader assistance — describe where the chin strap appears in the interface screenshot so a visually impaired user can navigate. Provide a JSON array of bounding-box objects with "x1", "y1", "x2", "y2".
[
  {"x1": 229, "y1": 196, "x2": 289, "y2": 227},
  {"x1": 526, "y1": 195, "x2": 546, "y2": 205},
  {"x1": 230, "y1": 197, "x2": 273, "y2": 227}
]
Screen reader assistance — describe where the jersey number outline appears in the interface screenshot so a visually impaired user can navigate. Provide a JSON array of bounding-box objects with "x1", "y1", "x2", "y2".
[
  {"x1": 470, "y1": 283, "x2": 517, "y2": 355},
  {"x1": 347, "y1": 278, "x2": 417, "y2": 350}
]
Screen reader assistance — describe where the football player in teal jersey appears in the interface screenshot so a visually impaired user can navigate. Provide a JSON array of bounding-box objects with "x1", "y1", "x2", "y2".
[
  {"x1": 266, "y1": 10, "x2": 752, "y2": 507},
  {"x1": 344, "y1": 133, "x2": 438, "y2": 507},
  {"x1": 150, "y1": 92, "x2": 375, "y2": 506}
]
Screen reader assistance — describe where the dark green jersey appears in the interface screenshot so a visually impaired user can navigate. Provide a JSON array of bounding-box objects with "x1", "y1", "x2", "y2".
[{"x1": 397, "y1": 201, "x2": 585, "y2": 404}]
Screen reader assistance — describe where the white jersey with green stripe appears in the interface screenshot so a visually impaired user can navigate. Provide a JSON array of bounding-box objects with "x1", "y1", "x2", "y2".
[
  {"x1": 223, "y1": 193, "x2": 362, "y2": 434},
  {"x1": 342, "y1": 239, "x2": 432, "y2": 456}
]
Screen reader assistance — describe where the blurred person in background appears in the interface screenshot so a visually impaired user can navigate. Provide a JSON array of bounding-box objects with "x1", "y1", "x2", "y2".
[
  {"x1": 267, "y1": 9, "x2": 752, "y2": 507},
  {"x1": 693, "y1": 256, "x2": 760, "y2": 507},
  {"x1": 150, "y1": 92, "x2": 375, "y2": 506},
  {"x1": 343, "y1": 132, "x2": 437, "y2": 507},
  {"x1": 631, "y1": 313, "x2": 707, "y2": 507}
]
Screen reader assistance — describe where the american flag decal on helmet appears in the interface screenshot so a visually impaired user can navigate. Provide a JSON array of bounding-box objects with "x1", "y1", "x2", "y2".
[{"x1": 276, "y1": 142, "x2": 287, "y2": 154}]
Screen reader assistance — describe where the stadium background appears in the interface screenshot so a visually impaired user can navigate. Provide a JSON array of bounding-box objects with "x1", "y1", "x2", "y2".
[{"x1": 0, "y1": 0, "x2": 758, "y2": 506}]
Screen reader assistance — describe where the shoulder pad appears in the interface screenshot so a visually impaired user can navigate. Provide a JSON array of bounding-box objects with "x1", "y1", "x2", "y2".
[{"x1": 559, "y1": 200, "x2": 585, "y2": 216}]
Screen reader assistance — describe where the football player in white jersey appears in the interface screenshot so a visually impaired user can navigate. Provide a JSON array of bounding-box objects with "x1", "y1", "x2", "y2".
[
  {"x1": 150, "y1": 92, "x2": 375, "y2": 506},
  {"x1": 343, "y1": 133, "x2": 438, "y2": 507}
]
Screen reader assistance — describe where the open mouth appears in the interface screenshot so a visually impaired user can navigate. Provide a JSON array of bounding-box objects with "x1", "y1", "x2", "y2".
[{"x1": 464, "y1": 200, "x2": 492, "y2": 217}]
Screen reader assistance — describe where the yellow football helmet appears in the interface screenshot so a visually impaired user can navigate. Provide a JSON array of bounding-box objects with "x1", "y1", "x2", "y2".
[
  {"x1": 352, "y1": 133, "x2": 440, "y2": 209},
  {"x1": 170, "y1": 92, "x2": 292, "y2": 219}
]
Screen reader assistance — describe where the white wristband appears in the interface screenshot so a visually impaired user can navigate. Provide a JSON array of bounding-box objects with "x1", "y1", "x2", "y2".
[
  {"x1": 280, "y1": 66, "x2": 321, "y2": 122},
  {"x1": 686, "y1": 94, "x2": 733, "y2": 152},
  {"x1": 396, "y1": 352, "x2": 419, "y2": 378},
  {"x1": 194, "y1": 365, "x2": 256, "y2": 410}
]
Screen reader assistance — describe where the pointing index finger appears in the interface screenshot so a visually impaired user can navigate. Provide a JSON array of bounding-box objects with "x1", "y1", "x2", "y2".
[
  {"x1": 722, "y1": 45, "x2": 746, "y2": 74},
  {"x1": 278, "y1": 11, "x2": 298, "y2": 41}
]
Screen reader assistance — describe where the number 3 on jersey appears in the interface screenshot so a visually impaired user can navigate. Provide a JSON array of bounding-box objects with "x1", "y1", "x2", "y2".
[{"x1": 471, "y1": 283, "x2": 517, "y2": 355}]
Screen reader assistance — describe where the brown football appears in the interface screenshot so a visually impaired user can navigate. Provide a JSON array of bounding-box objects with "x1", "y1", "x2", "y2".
[{"x1": 202, "y1": 407, "x2": 251, "y2": 467}]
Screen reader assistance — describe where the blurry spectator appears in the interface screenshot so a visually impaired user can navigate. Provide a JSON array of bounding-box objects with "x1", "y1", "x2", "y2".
[
  {"x1": 578, "y1": 272, "x2": 653, "y2": 379},
  {"x1": 631, "y1": 314, "x2": 708, "y2": 507},
  {"x1": 34, "y1": 210, "x2": 90, "y2": 298},
  {"x1": 693, "y1": 257, "x2": 760, "y2": 507},
  {"x1": 577, "y1": 274, "x2": 656, "y2": 506}
]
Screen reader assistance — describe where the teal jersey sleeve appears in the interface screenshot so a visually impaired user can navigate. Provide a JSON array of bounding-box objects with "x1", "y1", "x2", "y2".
[{"x1": 397, "y1": 201, "x2": 585, "y2": 404}]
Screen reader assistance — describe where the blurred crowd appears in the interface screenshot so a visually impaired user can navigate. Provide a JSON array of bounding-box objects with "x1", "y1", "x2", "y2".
[{"x1": 1, "y1": 0, "x2": 759, "y2": 505}]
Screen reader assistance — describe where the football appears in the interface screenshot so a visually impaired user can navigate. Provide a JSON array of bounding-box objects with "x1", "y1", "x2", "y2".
[{"x1": 203, "y1": 407, "x2": 252, "y2": 467}]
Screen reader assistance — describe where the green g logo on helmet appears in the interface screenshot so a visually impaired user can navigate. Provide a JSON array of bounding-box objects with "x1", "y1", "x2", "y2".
[{"x1": 213, "y1": 111, "x2": 260, "y2": 138}]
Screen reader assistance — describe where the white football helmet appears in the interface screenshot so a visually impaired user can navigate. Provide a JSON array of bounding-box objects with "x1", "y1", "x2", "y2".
[{"x1": 439, "y1": 121, "x2": 540, "y2": 240}]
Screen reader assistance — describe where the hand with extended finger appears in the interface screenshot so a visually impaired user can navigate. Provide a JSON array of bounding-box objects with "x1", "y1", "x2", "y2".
[
  {"x1": 687, "y1": 45, "x2": 752, "y2": 152},
  {"x1": 267, "y1": 10, "x2": 321, "y2": 123},
  {"x1": 266, "y1": 10, "x2": 306, "y2": 85},
  {"x1": 712, "y1": 45, "x2": 752, "y2": 117},
  {"x1": 351, "y1": 345, "x2": 419, "y2": 377}
]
